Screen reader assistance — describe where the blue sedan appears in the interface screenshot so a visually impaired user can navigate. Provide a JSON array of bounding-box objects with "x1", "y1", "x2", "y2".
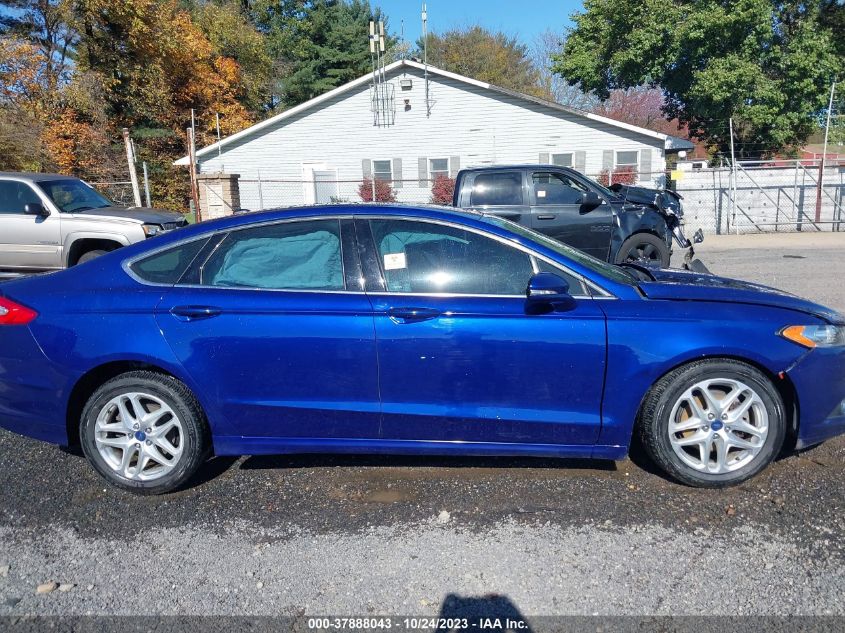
[{"x1": 0, "y1": 205, "x2": 843, "y2": 494}]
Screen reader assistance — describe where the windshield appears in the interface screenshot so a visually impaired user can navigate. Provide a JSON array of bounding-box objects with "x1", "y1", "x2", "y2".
[
  {"x1": 479, "y1": 214, "x2": 637, "y2": 286},
  {"x1": 37, "y1": 179, "x2": 114, "y2": 213}
]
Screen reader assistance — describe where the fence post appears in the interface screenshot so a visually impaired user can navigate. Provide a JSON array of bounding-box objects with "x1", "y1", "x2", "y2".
[
  {"x1": 257, "y1": 170, "x2": 264, "y2": 211},
  {"x1": 142, "y1": 161, "x2": 152, "y2": 207},
  {"x1": 122, "y1": 128, "x2": 143, "y2": 208}
]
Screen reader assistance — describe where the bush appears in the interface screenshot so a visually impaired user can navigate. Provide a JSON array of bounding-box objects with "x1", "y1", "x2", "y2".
[
  {"x1": 597, "y1": 165, "x2": 638, "y2": 187},
  {"x1": 358, "y1": 177, "x2": 397, "y2": 202},
  {"x1": 430, "y1": 174, "x2": 456, "y2": 205}
]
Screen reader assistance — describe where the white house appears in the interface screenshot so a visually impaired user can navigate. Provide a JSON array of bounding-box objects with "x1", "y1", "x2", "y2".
[{"x1": 176, "y1": 59, "x2": 692, "y2": 213}]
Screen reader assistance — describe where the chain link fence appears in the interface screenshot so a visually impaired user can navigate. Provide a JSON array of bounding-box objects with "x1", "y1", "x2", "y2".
[{"x1": 674, "y1": 160, "x2": 844, "y2": 235}]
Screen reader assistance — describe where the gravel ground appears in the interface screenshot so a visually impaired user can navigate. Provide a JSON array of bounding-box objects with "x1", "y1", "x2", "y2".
[{"x1": 1, "y1": 231, "x2": 844, "y2": 618}]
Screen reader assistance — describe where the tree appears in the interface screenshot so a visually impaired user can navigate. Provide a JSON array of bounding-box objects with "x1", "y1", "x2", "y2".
[
  {"x1": 190, "y1": 0, "x2": 274, "y2": 114},
  {"x1": 592, "y1": 88, "x2": 676, "y2": 135},
  {"x1": 553, "y1": 0, "x2": 842, "y2": 157},
  {"x1": 419, "y1": 25, "x2": 548, "y2": 98},
  {"x1": 250, "y1": 0, "x2": 391, "y2": 108},
  {"x1": 0, "y1": 1, "x2": 77, "y2": 94},
  {"x1": 530, "y1": 30, "x2": 597, "y2": 109}
]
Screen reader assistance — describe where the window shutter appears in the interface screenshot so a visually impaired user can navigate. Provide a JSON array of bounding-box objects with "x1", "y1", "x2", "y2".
[
  {"x1": 639, "y1": 148, "x2": 652, "y2": 183},
  {"x1": 362, "y1": 159, "x2": 372, "y2": 179},
  {"x1": 539, "y1": 152, "x2": 549, "y2": 164},
  {"x1": 392, "y1": 158, "x2": 403, "y2": 188},
  {"x1": 449, "y1": 156, "x2": 461, "y2": 177},
  {"x1": 418, "y1": 157, "x2": 428, "y2": 187},
  {"x1": 602, "y1": 150, "x2": 614, "y2": 171},
  {"x1": 574, "y1": 151, "x2": 586, "y2": 174}
]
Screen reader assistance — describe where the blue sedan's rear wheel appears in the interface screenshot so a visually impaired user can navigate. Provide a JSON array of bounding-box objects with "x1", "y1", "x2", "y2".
[
  {"x1": 80, "y1": 371, "x2": 209, "y2": 494},
  {"x1": 638, "y1": 359, "x2": 786, "y2": 487}
]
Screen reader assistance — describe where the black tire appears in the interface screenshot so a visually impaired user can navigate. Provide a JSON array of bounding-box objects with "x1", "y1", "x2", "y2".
[
  {"x1": 80, "y1": 371, "x2": 209, "y2": 495},
  {"x1": 77, "y1": 249, "x2": 108, "y2": 265},
  {"x1": 637, "y1": 359, "x2": 786, "y2": 488},
  {"x1": 614, "y1": 233, "x2": 670, "y2": 267}
]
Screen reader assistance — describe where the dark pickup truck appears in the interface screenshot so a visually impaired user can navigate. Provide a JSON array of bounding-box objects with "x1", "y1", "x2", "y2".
[{"x1": 452, "y1": 165, "x2": 702, "y2": 267}]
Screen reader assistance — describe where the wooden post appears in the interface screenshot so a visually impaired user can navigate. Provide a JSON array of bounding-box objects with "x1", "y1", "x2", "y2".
[
  {"x1": 122, "y1": 128, "x2": 143, "y2": 207},
  {"x1": 186, "y1": 127, "x2": 201, "y2": 222}
]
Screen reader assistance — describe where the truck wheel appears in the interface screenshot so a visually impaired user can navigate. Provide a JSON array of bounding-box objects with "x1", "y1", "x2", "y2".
[
  {"x1": 77, "y1": 249, "x2": 108, "y2": 265},
  {"x1": 615, "y1": 234, "x2": 670, "y2": 267}
]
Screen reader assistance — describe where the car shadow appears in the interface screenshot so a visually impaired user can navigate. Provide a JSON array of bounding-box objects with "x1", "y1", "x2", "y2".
[
  {"x1": 437, "y1": 593, "x2": 534, "y2": 632},
  {"x1": 239, "y1": 452, "x2": 619, "y2": 473}
]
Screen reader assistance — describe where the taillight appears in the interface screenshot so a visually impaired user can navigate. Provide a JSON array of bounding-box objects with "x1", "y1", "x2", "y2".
[{"x1": 0, "y1": 297, "x2": 38, "y2": 325}]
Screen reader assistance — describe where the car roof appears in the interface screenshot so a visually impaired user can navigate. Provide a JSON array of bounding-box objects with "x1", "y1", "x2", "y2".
[
  {"x1": 459, "y1": 164, "x2": 573, "y2": 172},
  {"x1": 0, "y1": 171, "x2": 79, "y2": 183}
]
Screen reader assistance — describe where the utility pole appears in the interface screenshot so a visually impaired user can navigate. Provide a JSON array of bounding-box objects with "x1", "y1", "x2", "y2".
[
  {"x1": 816, "y1": 82, "x2": 836, "y2": 223},
  {"x1": 729, "y1": 117, "x2": 737, "y2": 234},
  {"x1": 422, "y1": 2, "x2": 430, "y2": 117}
]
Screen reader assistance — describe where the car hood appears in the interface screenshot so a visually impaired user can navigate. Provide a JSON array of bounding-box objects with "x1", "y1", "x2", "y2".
[
  {"x1": 610, "y1": 184, "x2": 683, "y2": 216},
  {"x1": 71, "y1": 206, "x2": 185, "y2": 224},
  {"x1": 636, "y1": 267, "x2": 845, "y2": 324}
]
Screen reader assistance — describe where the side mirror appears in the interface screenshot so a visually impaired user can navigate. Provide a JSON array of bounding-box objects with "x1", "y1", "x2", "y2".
[
  {"x1": 526, "y1": 272, "x2": 571, "y2": 306},
  {"x1": 579, "y1": 191, "x2": 602, "y2": 212},
  {"x1": 24, "y1": 202, "x2": 49, "y2": 217}
]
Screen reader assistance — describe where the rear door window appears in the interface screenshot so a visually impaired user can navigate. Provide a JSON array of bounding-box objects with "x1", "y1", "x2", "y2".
[
  {"x1": 469, "y1": 172, "x2": 524, "y2": 206},
  {"x1": 200, "y1": 219, "x2": 345, "y2": 290}
]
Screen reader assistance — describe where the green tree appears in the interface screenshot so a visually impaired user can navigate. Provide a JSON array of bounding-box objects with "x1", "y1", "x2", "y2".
[
  {"x1": 419, "y1": 25, "x2": 548, "y2": 98},
  {"x1": 249, "y1": 0, "x2": 391, "y2": 108},
  {"x1": 553, "y1": 0, "x2": 843, "y2": 157}
]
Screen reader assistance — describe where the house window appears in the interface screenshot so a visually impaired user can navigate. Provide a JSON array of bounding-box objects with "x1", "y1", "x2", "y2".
[
  {"x1": 429, "y1": 158, "x2": 449, "y2": 180},
  {"x1": 551, "y1": 153, "x2": 573, "y2": 168},
  {"x1": 615, "y1": 150, "x2": 639, "y2": 168},
  {"x1": 373, "y1": 159, "x2": 393, "y2": 183}
]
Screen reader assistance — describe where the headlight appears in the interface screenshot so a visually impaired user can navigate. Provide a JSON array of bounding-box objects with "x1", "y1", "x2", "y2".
[
  {"x1": 780, "y1": 325, "x2": 845, "y2": 348},
  {"x1": 142, "y1": 224, "x2": 163, "y2": 237}
]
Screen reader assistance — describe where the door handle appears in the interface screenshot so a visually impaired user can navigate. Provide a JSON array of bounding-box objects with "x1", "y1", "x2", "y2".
[
  {"x1": 170, "y1": 305, "x2": 222, "y2": 321},
  {"x1": 537, "y1": 214, "x2": 556, "y2": 220},
  {"x1": 387, "y1": 307, "x2": 441, "y2": 323}
]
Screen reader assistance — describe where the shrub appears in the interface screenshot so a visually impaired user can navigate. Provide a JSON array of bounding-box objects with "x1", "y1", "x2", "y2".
[
  {"x1": 358, "y1": 177, "x2": 397, "y2": 202},
  {"x1": 597, "y1": 165, "x2": 638, "y2": 186},
  {"x1": 430, "y1": 174, "x2": 456, "y2": 205}
]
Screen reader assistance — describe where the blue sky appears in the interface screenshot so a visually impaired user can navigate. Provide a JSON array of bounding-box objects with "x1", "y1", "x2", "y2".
[{"x1": 377, "y1": 0, "x2": 583, "y2": 46}]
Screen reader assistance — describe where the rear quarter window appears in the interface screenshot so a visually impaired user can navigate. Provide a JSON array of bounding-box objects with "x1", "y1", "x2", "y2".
[
  {"x1": 129, "y1": 238, "x2": 209, "y2": 284},
  {"x1": 469, "y1": 172, "x2": 524, "y2": 206}
]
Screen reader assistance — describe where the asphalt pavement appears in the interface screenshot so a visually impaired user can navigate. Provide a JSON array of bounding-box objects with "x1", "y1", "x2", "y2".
[{"x1": 1, "y1": 231, "x2": 844, "y2": 618}]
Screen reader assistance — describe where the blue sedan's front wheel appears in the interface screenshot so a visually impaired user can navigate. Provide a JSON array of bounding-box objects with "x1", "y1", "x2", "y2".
[{"x1": 638, "y1": 359, "x2": 787, "y2": 487}]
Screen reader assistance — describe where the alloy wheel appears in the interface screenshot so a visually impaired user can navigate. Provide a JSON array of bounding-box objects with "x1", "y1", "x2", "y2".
[
  {"x1": 667, "y1": 378, "x2": 769, "y2": 474},
  {"x1": 94, "y1": 392, "x2": 184, "y2": 481}
]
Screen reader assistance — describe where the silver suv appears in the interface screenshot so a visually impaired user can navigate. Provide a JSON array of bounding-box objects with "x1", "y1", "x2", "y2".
[{"x1": 0, "y1": 172, "x2": 187, "y2": 278}]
